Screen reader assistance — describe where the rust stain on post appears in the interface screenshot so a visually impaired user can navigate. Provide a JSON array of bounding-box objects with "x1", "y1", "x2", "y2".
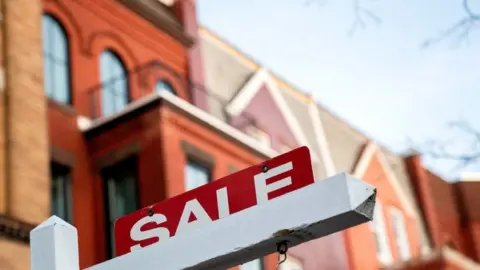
[{"x1": 273, "y1": 229, "x2": 294, "y2": 238}]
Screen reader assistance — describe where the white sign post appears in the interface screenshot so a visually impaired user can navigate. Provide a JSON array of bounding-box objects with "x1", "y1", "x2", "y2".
[
  {"x1": 30, "y1": 173, "x2": 376, "y2": 270},
  {"x1": 30, "y1": 216, "x2": 80, "y2": 270}
]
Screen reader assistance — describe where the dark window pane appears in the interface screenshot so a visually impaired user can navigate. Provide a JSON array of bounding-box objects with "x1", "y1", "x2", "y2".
[
  {"x1": 102, "y1": 156, "x2": 139, "y2": 258},
  {"x1": 50, "y1": 162, "x2": 73, "y2": 223},
  {"x1": 185, "y1": 159, "x2": 211, "y2": 191}
]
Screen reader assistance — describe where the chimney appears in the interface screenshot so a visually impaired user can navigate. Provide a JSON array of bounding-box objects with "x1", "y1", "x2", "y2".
[
  {"x1": 404, "y1": 153, "x2": 439, "y2": 247},
  {"x1": 405, "y1": 152, "x2": 468, "y2": 254},
  {"x1": 173, "y1": 0, "x2": 208, "y2": 111}
]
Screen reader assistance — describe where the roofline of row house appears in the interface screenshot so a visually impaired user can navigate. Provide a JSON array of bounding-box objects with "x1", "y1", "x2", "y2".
[{"x1": 80, "y1": 90, "x2": 280, "y2": 160}]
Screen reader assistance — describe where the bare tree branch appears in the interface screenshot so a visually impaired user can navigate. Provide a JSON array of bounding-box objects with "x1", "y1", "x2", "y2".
[
  {"x1": 411, "y1": 120, "x2": 480, "y2": 172},
  {"x1": 304, "y1": 0, "x2": 381, "y2": 35},
  {"x1": 423, "y1": 0, "x2": 480, "y2": 48},
  {"x1": 304, "y1": 0, "x2": 480, "y2": 174},
  {"x1": 462, "y1": 0, "x2": 480, "y2": 20},
  {"x1": 307, "y1": 0, "x2": 480, "y2": 46},
  {"x1": 349, "y1": 0, "x2": 382, "y2": 35}
]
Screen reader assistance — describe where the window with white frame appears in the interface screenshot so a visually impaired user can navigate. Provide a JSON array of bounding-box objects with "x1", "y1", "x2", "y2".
[
  {"x1": 390, "y1": 207, "x2": 411, "y2": 261},
  {"x1": 246, "y1": 126, "x2": 271, "y2": 147},
  {"x1": 369, "y1": 203, "x2": 392, "y2": 264},
  {"x1": 185, "y1": 159, "x2": 211, "y2": 191},
  {"x1": 240, "y1": 258, "x2": 263, "y2": 270}
]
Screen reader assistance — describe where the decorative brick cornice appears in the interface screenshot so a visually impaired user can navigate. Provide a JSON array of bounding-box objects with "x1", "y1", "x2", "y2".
[
  {"x1": 117, "y1": 0, "x2": 194, "y2": 46},
  {"x1": 0, "y1": 215, "x2": 36, "y2": 243}
]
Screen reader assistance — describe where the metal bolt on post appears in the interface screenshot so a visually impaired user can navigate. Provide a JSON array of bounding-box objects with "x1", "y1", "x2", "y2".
[{"x1": 276, "y1": 241, "x2": 288, "y2": 270}]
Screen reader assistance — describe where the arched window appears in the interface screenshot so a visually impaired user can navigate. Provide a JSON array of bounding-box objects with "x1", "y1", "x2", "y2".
[
  {"x1": 42, "y1": 14, "x2": 71, "y2": 104},
  {"x1": 100, "y1": 50, "x2": 128, "y2": 116},
  {"x1": 155, "y1": 80, "x2": 176, "y2": 95}
]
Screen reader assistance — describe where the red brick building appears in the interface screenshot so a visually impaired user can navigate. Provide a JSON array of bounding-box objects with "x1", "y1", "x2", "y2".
[
  {"x1": 0, "y1": 0, "x2": 479, "y2": 270},
  {"x1": 1, "y1": 0, "x2": 278, "y2": 269}
]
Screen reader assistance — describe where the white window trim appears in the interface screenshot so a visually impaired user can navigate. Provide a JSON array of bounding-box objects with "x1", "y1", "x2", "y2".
[
  {"x1": 246, "y1": 125, "x2": 271, "y2": 147},
  {"x1": 370, "y1": 202, "x2": 393, "y2": 264},
  {"x1": 225, "y1": 68, "x2": 314, "y2": 159},
  {"x1": 389, "y1": 207, "x2": 411, "y2": 261}
]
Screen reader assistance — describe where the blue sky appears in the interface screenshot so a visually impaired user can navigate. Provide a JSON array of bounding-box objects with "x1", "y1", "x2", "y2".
[{"x1": 197, "y1": 0, "x2": 480, "y2": 180}]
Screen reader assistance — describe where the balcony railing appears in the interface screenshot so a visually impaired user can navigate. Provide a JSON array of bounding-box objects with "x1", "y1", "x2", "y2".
[{"x1": 87, "y1": 60, "x2": 258, "y2": 130}]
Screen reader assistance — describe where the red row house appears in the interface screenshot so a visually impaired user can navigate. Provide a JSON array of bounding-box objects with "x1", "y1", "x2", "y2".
[
  {"x1": 0, "y1": 1, "x2": 479, "y2": 270},
  {"x1": 1, "y1": 0, "x2": 278, "y2": 269},
  {"x1": 41, "y1": 0, "x2": 284, "y2": 268}
]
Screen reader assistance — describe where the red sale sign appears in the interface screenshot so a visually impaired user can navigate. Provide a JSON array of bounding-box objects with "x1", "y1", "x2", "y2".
[{"x1": 114, "y1": 146, "x2": 314, "y2": 257}]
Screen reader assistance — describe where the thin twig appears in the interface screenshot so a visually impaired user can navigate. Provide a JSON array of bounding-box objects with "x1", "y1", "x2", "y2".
[
  {"x1": 423, "y1": 0, "x2": 480, "y2": 48},
  {"x1": 349, "y1": 0, "x2": 382, "y2": 35},
  {"x1": 412, "y1": 121, "x2": 480, "y2": 172}
]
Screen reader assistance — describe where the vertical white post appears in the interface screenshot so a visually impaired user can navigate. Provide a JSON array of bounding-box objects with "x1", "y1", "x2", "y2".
[{"x1": 30, "y1": 215, "x2": 80, "y2": 270}]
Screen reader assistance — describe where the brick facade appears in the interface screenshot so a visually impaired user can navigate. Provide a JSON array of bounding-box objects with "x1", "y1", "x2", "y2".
[
  {"x1": 455, "y1": 181, "x2": 480, "y2": 261},
  {"x1": 0, "y1": 0, "x2": 49, "y2": 268},
  {"x1": 0, "y1": 94, "x2": 5, "y2": 215},
  {"x1": 2, "y1": 0, "x2": 50, "y2": 225},
  {"x1": 345, "y1": 152, "x2": 422, "y2": 270},
  {"x1": 0, "y1": 0, "x2": 5, "y2": 215},
  {"x1": 0, "y1": 240, "x2": 31, "y2": 270},
  {"x1": 405, "y1": 154, "x2": 480, "y2": 269},
  {"x1": 0, "y1": 0, "x2": 276, "y2": 268}
]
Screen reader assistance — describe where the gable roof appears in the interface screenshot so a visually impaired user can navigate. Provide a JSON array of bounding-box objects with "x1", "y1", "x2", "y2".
[
  {"x1": 226, "y1": 68, "x2": 278, "y2": 115},
  {"x1": 315, "y1": 102, "x2": 426, "y2": 220},
  {"x1": 199, "y1": 26, "x2": 310, "y2": 102},
  {"x1": 200, "y1": 28, "x2": 329, "y2": 178},
  {"x1": 353, "y1": 141, "x2": 432, "y2": 253},
  {"x1": 198, "y1": 25, "x2": 418, "y2": 193},
  {"x1": 225, "y1": 68, "x2": 319, "y2": 160},
  {"x1": 353, "y1": 141, "x2": 416, "y2": 216},
  {"x1": 317, "y1": 104, "x2": 368, "y2": 173}
]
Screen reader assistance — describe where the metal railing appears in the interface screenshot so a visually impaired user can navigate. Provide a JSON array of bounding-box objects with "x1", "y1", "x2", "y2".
[{"x1": 87, "y1": 60, "x2": 258, "y2": 130}]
